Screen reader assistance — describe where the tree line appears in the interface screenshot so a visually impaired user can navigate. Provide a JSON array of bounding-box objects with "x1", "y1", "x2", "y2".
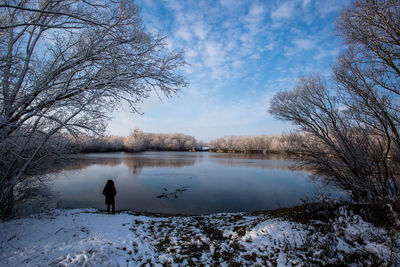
[
  {"x1": 77, "y1": 131, "x2": 306, "y2": 154},
  {"x1": 207, "y1": 135, "x2": 284, "y2": 153},
  {"x1": 78, "y1": 129, "x2": 202, "y2": 152},
  {"x1": 77, "y1": 131, "x2": 292, "y2": 153},
  {"x1": 77, "y1": 132, "x2": 290, "y2": 153}
]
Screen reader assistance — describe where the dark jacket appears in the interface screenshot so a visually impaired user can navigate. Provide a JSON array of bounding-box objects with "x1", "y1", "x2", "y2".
[{"x1": 103, "y1": 180, "x2": 117, "y2": 205}]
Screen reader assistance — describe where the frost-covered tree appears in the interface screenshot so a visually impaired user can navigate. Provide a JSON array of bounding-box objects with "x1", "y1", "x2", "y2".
[
  {"x1": 269, "y1": 0, "x2": 400, "y2": 203},
  {"x1": 124, "y1": 128, "x2": 147, "y2": 152},
  {"x1": 208, "y1": 135, "x2": 278, "y2": 152},
  {"x1": 123, "y1": 130, "x2": 199, "y2": 152},
  {"x1": 0, "y1": 0, "x2": 186, "y2": 217},
  {"x1": 79, "y1": 135, "x2": 124, "y2": 152}
]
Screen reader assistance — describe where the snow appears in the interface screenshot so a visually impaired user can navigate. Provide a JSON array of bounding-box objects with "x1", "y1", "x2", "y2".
[{"x1": 0, "y1": 208, "x2": 398, "y2": 266}]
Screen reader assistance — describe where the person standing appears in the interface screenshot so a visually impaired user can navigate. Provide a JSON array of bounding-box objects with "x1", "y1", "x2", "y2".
[{"x1": 102, "y1": 179, "x2": 117, "y2": 214}]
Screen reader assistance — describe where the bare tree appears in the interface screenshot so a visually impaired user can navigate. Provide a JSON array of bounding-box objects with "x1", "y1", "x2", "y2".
[
  {"x1": 0, "y1": 0, "x2": 186, "y2": 217},
  {"x1": 269, "y1": 0, "x2": 400, "y2": 203},
  {"x1": 78, "y1": 135, "x2": 124, "y2": 152},
  {"x1": 124, "y1": 128, "x2": 147, "y2": 152},
  {"x1": 335, "y1": 0, "x2": 400, "y2": 156},
  {"x1": 208, "y1": 135, "x2": 277, "y2": 153},
  {"x1": 123, "y1": 129, "x2": 199, "y2": 152}
]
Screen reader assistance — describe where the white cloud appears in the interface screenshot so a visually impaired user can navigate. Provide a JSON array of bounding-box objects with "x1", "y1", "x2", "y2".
[
  {"x1": 271, "y1": 2, "x2": 296, "y2": 19},
  {"x1": 163, "y1": 0, "x2": 183, "y2": 11},
  {"x1": 159, "y1": 0, "x2": 269, "y2": 83},
  {"x1": 314, "y1": 47, "x2": 340, "y2": 60},
  {"x1": 204, "y1": 41, "x2": 222, "y2": 59},
  {"x1": 249, "y1": 3, "x2": 265, "y2": 17},
  {"x1": 219, "y1": 0, "x2": 244, "y2": 8},
  {"x1": 232, "y1": 59, "x2": 244, "y2": 68},
  {"x1": 165, "y1": 38, "x2": 174, "y2": 51},
  {"x1": 293, "y1": 38, "x2": 315, "y2": 50},
  {"x1": 316, "y1": 0, "x2": 350, "y2": 17},
  {"x1": 225, "y1": 40, "x2": 237, "y2": 51},
  {"x1": 193, "y1": 21, "x2": 210, "y2": 40},
  {"x1": 175, "y1": 26, "x2": 192, "y2": 42},
  {"x1": 249, "y1": 53, "x2": 260, "y2": 60},
  {"x1": 186, "y1": 48, "x2": 198, "y2": 58},
  {"x1": 244, "y1": 2, "x2": 266, "y2": 24}
]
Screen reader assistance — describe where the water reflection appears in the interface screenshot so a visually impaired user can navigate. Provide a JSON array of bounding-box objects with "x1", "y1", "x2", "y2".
[
  {"x1": 61, "y1": 155, "x2": 124, "y2": 171},
  {"x1": 208, "y1": 152, "x2": 291, "y2": 160},
  {"x1": 122, "y1": 156, "x2": 195, "y2": 176},
  {"x1": 51, "y1": 152, "x2": 342, "y2": 214},
  {"x1": 64, "y1": 152, "x2": 197, "y2": 176},
  {"x1": 67, "y1": 152, "x2": 295, "y2": 173}
]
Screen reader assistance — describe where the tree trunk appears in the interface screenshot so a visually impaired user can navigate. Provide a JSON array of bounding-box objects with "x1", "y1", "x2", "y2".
[{"x1": 1, "y1": 186, "x2": 14, "y2": 219}]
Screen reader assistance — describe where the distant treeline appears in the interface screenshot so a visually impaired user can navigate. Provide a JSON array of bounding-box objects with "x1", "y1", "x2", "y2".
[
  {"x1": 207, "y1": 135, "x2": 286, "y2": 153},
  {"x1": 77, "y1": 129, "x2": 204, "y2": 152},
  {"x1": 76, "y1": 130, "x2": 292, "y2": 153}
]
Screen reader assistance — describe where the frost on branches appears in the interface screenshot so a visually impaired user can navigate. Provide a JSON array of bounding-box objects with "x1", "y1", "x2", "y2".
[{"x1": 0, "y1": 0, "x2": 187, "y2": 218}]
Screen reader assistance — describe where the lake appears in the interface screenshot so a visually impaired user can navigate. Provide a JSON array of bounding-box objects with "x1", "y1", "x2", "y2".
[{"x1": 51, "y1": 151, "x2": 342, "y2": 215}]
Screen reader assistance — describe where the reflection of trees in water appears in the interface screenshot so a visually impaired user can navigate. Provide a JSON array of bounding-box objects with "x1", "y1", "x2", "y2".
[
  {"x1": 209, "y1": 153, "x2": 298, "y2": 171},
  {"x1": 123, "y1": 157, "x2": 195, "y2": 176},
  {"x1": 56, "y1": 153, "x2": 297, "y2": 174},
  {"x1": 47, "y1": 153, "x2": 300, "y2": 174},
  {"x1": 45, "y1": 154, "x2": 196, "y2": 176},
  {"x1": 215, "y1": 159, "x2": 297, "y2": 171},
  {"x1": 208, "y1": 152, "x2": 293, "y2": 160},
  {"x1": 55, "y1": 156, "x2": 124, "y2": 173}
]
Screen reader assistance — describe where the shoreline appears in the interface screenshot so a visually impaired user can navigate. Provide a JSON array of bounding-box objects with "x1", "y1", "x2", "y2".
[
  {"x1": 77, "y1": 149, "x2": 293, "y2": 155},
  {"x1": 55, "y1": 201, "x2": 396, "y2": 227},
  {"x1": 1, "y1": 204, "x2": 397, "y2": 266}
]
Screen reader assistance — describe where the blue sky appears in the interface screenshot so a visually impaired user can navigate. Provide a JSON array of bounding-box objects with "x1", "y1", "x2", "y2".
[{"x1": 107, "y1": 0, "x2": 352, "y2": 141}]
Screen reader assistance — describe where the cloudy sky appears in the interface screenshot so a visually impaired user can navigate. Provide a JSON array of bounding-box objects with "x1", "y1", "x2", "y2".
[{"x1": 107, "y1": 0, "x2": 352, "y2": 142}]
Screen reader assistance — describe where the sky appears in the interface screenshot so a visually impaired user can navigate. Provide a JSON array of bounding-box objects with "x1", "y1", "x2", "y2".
[{"x1": 107, "y1": 0, "x2": 352, "y2": 142}]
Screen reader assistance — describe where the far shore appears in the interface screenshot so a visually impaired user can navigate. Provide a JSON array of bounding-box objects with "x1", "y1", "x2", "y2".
[{"x1": 78, "y1": 149, "x2": 293, "y2": 155}]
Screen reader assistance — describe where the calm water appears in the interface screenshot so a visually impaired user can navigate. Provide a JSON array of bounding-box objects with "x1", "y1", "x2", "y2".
[{"x1": 51, "y1": 152, "x2": 341, "y2": 214}]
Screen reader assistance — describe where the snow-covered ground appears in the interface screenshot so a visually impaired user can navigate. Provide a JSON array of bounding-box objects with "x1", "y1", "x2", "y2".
[{"x1": 0, "y1": 208, "x2": 398, "y2": 266}]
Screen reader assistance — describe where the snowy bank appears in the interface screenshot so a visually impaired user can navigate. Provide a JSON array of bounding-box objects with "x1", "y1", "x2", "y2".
[{"x1": 0, "y1": 207, "x2": 398, "y2": 266}]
